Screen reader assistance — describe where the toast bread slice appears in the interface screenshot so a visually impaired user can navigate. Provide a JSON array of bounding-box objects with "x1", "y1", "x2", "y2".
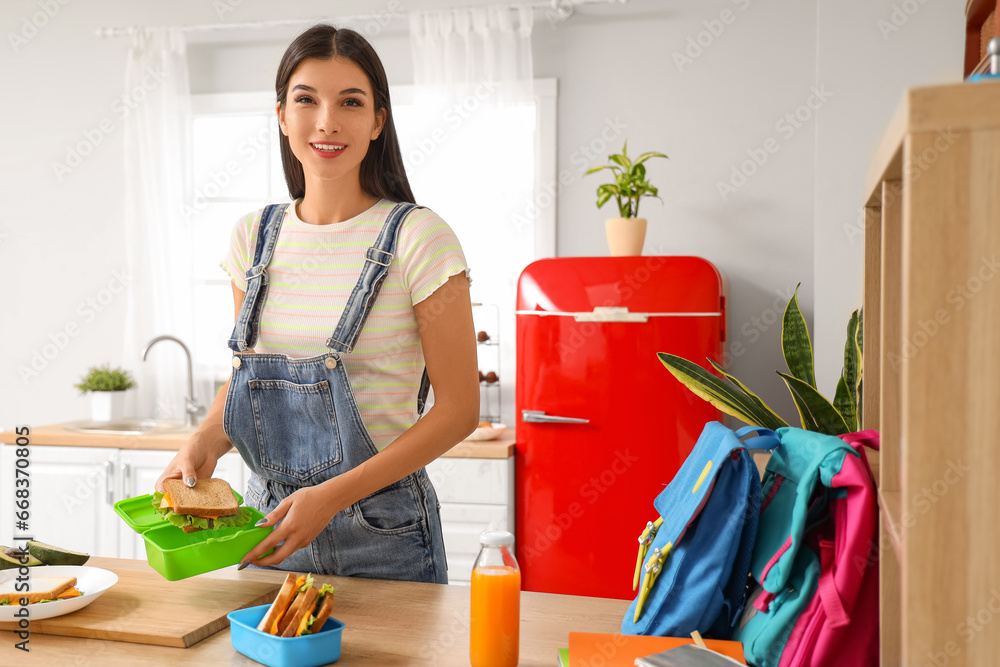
[
  {"x1": 256, "y1": 573, "x2": 298, "y2": 633},
  {"x1": 309, "y1": 593, "x2": 335, "y2": 633},
  {"x1": 163, "y1": 478, "x2": 238, "y2": 518},
  {"x1": 281, "y1": 586, "x2": 319, "y2": 637},
  {"x1": 0, "y1": 576, "x2": 77, "y2": 604}
]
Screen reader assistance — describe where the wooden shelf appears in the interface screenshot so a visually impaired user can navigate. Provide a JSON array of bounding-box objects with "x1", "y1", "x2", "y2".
[
  {"x1": 864, "y1": 80, "x2": 1000, "y2": 666},
  {"x1": 877, "y1": 488, "x2": 901, "y2": 565}
]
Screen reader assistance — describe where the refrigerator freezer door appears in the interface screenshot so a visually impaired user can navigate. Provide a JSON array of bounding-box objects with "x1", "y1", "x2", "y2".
[{"x1": 515, "y1": 257, "x2": 724, "y2": 599}]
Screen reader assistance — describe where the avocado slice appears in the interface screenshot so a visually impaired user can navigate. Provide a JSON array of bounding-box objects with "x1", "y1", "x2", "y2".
[
  {"x1": 1, "y1": 546, "x2": 43, "y2": 568},
  {"x1": 26, "y1": 540, "x2": 90, "y2": 566}
]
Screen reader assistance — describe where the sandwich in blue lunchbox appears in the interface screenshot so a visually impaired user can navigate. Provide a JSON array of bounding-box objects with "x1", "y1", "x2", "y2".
[{"x1": 256, "y1": 573, "x2": 336, "y2": 637}]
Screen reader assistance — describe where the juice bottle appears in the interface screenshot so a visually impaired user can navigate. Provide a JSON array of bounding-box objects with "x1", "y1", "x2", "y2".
[{"x1": 470, "y1": 530, "x2": 520, "y2": 667}]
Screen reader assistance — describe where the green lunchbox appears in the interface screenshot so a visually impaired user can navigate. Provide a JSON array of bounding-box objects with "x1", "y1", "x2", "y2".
[{"x1": 114, "y1": 490, "x2": 273, "y2": 581}]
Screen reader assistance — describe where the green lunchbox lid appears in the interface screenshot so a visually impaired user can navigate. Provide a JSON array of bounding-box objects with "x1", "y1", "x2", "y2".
[{"x1": 114, "y1": 490, "x2": 273, "y2": 581}]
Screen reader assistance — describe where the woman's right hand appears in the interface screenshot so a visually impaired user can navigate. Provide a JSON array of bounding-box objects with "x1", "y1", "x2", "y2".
[{"x1": 155, "y1": 438, "x2": 219, "y2": 492}]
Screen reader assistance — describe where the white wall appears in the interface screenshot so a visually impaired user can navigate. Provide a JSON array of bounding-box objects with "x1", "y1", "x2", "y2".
[
  {"x1": 812, "y1": 0, "x2": 963, "y2": 393},
  {"x1": 0, "y1": 0, "x2": 961, "y2": 430}
]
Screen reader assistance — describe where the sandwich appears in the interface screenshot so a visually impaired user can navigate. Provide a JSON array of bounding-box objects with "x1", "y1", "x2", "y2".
[
  {"x1": 256, "y1": 573, "x2": 335, "y2": 637},
  {"x1": 0, "y1": 575, "x2": 82, "y2": 605},
  {"x1": 151, "y1": 478, "x2": 253, "y2": 533}
]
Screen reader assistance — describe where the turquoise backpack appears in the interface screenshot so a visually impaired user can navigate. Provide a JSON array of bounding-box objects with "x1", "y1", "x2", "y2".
[{"x1": 732, "y1": 427, "x2": 880, "y2": 667}]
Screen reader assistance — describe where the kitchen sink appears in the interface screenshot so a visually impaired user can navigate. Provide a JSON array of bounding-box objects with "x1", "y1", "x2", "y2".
[{"x1": 63, "y1": 419, "x2": 191, "y2": 435}]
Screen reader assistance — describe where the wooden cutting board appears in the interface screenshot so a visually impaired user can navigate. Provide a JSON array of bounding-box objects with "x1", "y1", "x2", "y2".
[{"x1": 0, "y1": 567, "x2": 279, "y2": 648}]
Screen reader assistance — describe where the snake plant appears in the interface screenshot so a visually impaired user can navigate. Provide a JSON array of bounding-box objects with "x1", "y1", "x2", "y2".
[{"x1": 658, "y1": 285, "x2": 863, "y2": 436}]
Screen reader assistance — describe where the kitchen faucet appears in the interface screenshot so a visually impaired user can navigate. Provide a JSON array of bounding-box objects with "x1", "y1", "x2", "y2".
[{"x1": 140, "y1": 335, "x2": 205, "y2": 427}]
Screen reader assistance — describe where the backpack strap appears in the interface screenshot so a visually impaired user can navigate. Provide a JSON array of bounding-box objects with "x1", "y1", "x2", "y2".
[{"x1": 735, "y1": 426, "x2": 780, "y2": 452}]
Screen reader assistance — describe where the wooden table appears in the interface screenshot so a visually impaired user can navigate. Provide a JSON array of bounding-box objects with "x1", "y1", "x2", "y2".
[{"x1": 1, "y1": 557, "x2": 630, "y2": 665}]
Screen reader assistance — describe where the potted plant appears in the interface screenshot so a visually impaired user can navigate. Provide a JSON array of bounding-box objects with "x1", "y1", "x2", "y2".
[
  {"x1": 75, "y1": 364, "x2": 136, "y2": 423},
  {"x1": 585, "y1": 141, "x2": 668, "y2": 256}
]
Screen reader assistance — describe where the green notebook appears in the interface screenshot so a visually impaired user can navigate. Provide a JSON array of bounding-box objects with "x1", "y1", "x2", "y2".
[{"x1": 557, "y1": 647, "x2": 569, "y2": 666}]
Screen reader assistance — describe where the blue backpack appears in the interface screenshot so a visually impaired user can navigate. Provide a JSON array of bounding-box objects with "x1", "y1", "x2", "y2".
[{"x1": 622, "y1": 421, "x2": 779, "y2": 638}]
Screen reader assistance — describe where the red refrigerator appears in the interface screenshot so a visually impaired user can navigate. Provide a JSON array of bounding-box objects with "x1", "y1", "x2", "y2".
[{"x1": 515, "y1": 256, "x2": 724, "y2": 599}]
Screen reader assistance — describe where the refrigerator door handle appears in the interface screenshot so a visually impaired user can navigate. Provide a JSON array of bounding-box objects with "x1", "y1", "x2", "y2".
[
  {"x1": 522, "y1": 410, "x2": 590, "y2": 424},
  {"x1": 573, "y1": 307, "x2": 648, "y2": 323}
]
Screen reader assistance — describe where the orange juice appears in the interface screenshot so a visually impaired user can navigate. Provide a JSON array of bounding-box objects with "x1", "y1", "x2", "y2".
[{"x1": 470, "y1": 565, "x2": 520, "y2": 667}]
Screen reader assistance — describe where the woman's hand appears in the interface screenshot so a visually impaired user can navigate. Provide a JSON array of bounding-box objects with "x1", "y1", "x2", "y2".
[
  {"x1": 239, "y1": 483, "x2": 342, "y2": 568},
  {"x1": 154, "y1": 439, "x2": 220, "y2": 493}
]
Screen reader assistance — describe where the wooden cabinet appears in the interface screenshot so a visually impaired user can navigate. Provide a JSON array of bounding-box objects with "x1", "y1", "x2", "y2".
[
  {"x1": 864, "y1": 80, "x2": 1000, "y2": 666},
  {"x1": 0, "y1": 444, "x2": 247, "y2": 559},
  {"x1": 425, "y1": 456, "x2": 515, "y2": 585}
]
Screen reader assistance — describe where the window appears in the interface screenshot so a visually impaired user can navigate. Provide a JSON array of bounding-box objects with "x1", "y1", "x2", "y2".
[{"x1": 187, "y1": 81, "x2": 557, "y2": 425}]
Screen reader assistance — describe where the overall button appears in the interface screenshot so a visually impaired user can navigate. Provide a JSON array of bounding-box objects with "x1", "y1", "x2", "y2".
[
  {"x1": 325, "y1": 357, "x2": 338, "y2": 369},
  {"x1": 232, "y1": 356, "x2": 242, "y2": 369}
]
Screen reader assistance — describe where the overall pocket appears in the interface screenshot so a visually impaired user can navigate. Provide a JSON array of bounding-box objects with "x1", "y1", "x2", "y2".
[
  {"x1": 248, "y1": 379, "x2": 344, "y2": 485},
  {"x1": 353, "y1": 480, "x2": 426, "y2": 537}
]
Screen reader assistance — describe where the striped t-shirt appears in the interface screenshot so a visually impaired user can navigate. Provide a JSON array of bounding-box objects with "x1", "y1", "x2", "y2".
[{"x1": 220, "y1": 198, "x2": 469, "y2": 449}]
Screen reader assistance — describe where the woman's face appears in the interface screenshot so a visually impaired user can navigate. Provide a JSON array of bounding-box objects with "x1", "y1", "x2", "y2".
[{"x1": 277, "y1": 56, "x2": 386, "y2": 190}]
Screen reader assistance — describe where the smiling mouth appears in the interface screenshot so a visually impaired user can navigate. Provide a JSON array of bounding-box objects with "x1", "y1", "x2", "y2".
[{"x1": 311, "y1": 143, "x2": 345, "y2": 153}]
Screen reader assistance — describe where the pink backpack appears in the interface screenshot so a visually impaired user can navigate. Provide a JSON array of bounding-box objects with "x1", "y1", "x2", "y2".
[{"x1": 733, "y1": 428, "x2": 880, "y2": 667}]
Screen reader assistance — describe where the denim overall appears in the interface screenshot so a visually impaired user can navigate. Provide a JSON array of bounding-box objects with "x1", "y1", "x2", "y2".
[{"x1": 223, "y1": 202, "x2": 448, "y2": 583}]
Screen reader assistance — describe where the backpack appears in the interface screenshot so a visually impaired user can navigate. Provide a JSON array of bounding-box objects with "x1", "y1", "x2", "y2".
[
  {"x1": 732, "y1": 428, "x2": 880, "y2": 667},
  {"x1": 621, "y1": 421, "x2": 780, "y2": 638}
]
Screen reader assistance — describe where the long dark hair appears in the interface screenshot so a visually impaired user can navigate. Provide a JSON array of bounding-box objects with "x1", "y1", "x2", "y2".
[{"x1": 275, "y1": 24, "x2": 414, "y2": 203}]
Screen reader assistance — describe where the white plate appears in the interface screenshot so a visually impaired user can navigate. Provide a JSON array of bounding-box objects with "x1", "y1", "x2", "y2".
[{"x1": 0, "y1": 565, "x2": 118, "y2": 621}]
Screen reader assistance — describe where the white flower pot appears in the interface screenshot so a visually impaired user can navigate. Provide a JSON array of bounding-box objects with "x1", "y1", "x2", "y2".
[
  {"x1": 605, "y1": 217, "x2": 647, "y2": 256},
  {"x1": 91, "y1": 391, "x2": 129, "y2": 423}
]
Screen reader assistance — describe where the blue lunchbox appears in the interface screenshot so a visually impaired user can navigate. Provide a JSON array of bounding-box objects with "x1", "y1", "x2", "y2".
[{"x1": 228, "y1": 603, "x2": 345, "y2": 667}]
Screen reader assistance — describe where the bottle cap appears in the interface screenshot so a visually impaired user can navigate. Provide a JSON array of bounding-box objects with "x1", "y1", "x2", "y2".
[{"x1": 480, "y1": 530, "x2": 514, "y2": 547}]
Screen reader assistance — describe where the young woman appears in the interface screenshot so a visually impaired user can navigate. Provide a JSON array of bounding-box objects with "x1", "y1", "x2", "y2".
[{"x1": 155, "y1": 24, "x2": 479, "y2": 584}]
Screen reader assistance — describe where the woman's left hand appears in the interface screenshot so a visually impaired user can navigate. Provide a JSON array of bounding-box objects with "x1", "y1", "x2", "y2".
[{"x1": 239, "y1": 484, "x2": 341, "y2": 568}]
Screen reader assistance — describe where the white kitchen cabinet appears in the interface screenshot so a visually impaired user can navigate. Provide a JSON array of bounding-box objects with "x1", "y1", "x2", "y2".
[
  {"x1": 0, "y1": 445, "x2": 120, "y2": 558},
  {"x1": 425, "y1": 456, "x2": 515, "y2": 585},
  {"x1": 0, "y1": 445, "x2": 246, "y2": 560}
]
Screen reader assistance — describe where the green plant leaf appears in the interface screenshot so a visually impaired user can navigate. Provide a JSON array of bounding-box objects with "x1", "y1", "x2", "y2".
[
  {"x1": 781, "y1": 284, "x2": 816, "y2": 388},
  {"x1": 634, "y1": 151, "x2": 668, "y2": 165},
  {"x1": 855, "y1": 308, "x2": 864, "y2": 427},
  {"x1": 833, "y1": 376, "x2": 858, "y2": 433},
  {"x1": 596, "y1": 191, "x2": 613, "y2": 209},
  {"x1": 584, "y1": 165, "x2": 614, "y2": 175},
  {"x1": 658, "y1": 353, "x2": 789, "y2": 430},
  {"x1": 832, "y1": 310, "x2": 861, "y2": 432},
  {"x1": 777, "y1": 372, "x2": 850, "y2": 435},
  {"x1": 610, "y1": 154, "x2": 630, "y2": 169},
  {"x1": 706, "y1": 358, "x2": 789, "y2": 428},
  {"x1": 631, "y1": 163, "x2": 646, "y2": 182}
]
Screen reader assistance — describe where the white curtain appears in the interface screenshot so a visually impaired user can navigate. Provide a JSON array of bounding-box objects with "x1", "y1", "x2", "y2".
[
  {"x1": 121, "y1": 28, "x2": 194, "y2": 423},
  {"x1": 410, "y1": 6, "x2": 534, "y2": 106},
  {"x1": 406, "y1": 7, "x2": 536, "y2": 428}
]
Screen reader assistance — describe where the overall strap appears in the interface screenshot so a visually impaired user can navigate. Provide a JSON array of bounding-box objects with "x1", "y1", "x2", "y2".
[
  {"x1": 227, "y1": 203, "x2": 289, "y2": 352},
  {"x1": 326, "y1": 202, "x2": 419, "y2": 353}
]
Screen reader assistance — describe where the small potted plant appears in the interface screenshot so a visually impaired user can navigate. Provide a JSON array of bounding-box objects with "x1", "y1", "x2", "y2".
[
  {"x1": 585, "y1": 141, "x2": 668, "y2": 256},
  {"x1": 75, "y1": 364, "x2": 136, "y2": 423}
]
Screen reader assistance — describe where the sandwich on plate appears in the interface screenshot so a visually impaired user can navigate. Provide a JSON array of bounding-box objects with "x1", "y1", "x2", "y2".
[
  {"x1": 0, "y1": 576, "x2": 83, "y2": 605},
  {"x1": 256, "y1": 573, "x2": 335, "y2": 637},
  {"x1": 151, "y1": 478, "x2": 253, "y2": 533}
]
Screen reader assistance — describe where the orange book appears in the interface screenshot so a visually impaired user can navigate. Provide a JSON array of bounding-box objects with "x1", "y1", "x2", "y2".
[{"x1": 568, "y1": 632, "x2": 746, "y2": 666}]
